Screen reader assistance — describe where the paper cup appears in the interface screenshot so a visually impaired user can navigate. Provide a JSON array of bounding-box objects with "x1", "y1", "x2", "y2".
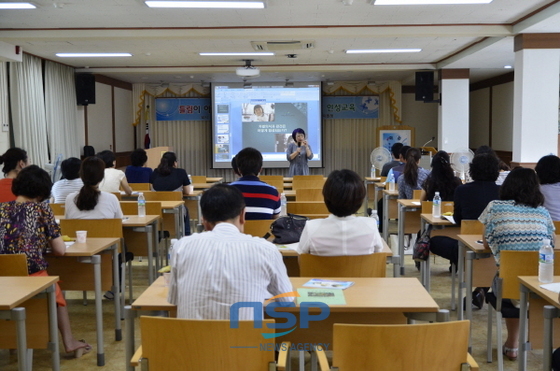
[
  {"x1": 76, "y1": 230, "x2": 87, "y2": 243},
  {"x1": 163, "y1": 272, "x2": 171, "y2": 286}
]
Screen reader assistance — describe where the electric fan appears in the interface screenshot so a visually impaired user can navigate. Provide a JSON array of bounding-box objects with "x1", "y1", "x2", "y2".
[
  {"x1": 369, "y1": 147, "x2": 391, "y2": 177},
  {"x1": 450, "y1": 148, "x2": 474, "y2": 182}
]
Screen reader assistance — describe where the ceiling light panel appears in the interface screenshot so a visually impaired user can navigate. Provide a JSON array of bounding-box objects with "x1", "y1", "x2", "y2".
[
  {"x1": 0, "y1": 2, "x2": 36, "y2": 9},
  {"x1": 345, "y1": 49, "x2": 421, "y2": 54},
  {"x1": 56, "y1": 53, "x2": 132, "y2": 57},
  {"x1": 145, "y1": 1, "x2": 265, "y2": 9},
  {"x1": 199, "y1": 52, "x2": 274, "y2": 56}
]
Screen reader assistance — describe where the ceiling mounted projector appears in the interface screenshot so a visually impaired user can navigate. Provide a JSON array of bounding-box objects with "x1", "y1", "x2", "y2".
[{"x1": 236, "y1": 60, "x2": 260, "y2": 78}]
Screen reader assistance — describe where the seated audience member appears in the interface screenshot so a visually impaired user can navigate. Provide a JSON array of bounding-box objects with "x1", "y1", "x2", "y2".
[
  {"x1": 167, "y1": 184, "x2": 293, "y2": 319},
  {"x1": 380, "y1": 142, "x2": 403, "y2": 177},
  {"x1": 150, "y1": 151, "x2": 193, "y2": 196},
  {"x1": 230, "y1": 147, "x2": 281, "y2": 220},
  {"x1": 535, "y1": 154, "x2": 560, "y2": 221},
  {"x1": 386, "y1": 145, "x2": 411, "y2": 182},
  {"x1": 429, "y1": 153, "x2": 500, "y2": 309},
  {"x1": 96, "y1": 150, "x2": 132, "y2": 195},
  {"x1": 0, "y1": 165, "x2": 91, "y2": 357},
  {"x1": 297, "y1": 169, "x2": 383, "y2": 255},
  {"x1": 231, "y1": 155, "x2": 241, "y2": 178},
  {"x1": 480, "y1": 167, "x2": 555, "y2": 361},
  {"x1": 420, "y1": 150, "x2": 462, "y2": 201},
  {"x1": 475, "y1": 145, "x2": 510, "y2": 185},
  {"x1": 0, "y1": 147, "x2": 28, "y2": 202},
  {"x1": 125, "y1": 148, "x2": 153, "y2": 184},
  {"x1": 65, "y1": 157, "x2": 123, "y2": 219},
  {"x1": 397, "y1": 147, "x2": 430, "y2": 200},
  {"x1": 51, "y1": 157, "x2": 83, "y2": 203}
]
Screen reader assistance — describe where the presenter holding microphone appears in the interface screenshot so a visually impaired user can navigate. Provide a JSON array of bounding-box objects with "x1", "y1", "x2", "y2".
[{"x1": 287, "y1": 128, "x2": 313, "y2": 176}]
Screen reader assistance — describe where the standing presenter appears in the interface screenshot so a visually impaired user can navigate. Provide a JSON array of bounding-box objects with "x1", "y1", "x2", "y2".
[{"x1": 287, "y1": 128, "x2": 313, "y2": 176}]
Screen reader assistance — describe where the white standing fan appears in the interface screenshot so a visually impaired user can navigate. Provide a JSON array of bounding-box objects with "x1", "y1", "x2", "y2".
[
  {"x1": 450, "y1": 148, "x2": 474, "y2": 182},
  {"x1": 370, "y1": 147, "x2": 391, "y2": 177}
]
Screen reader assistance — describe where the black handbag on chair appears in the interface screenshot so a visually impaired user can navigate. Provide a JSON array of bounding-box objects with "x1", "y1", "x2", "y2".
[{"x1": 270, "y1": 214, "x2": 309, "y2": 244}]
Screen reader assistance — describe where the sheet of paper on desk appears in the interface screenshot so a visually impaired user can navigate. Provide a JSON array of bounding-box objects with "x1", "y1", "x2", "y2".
[
  {"x1": 297, "y1": 288, "x2": 346, "y2": 306},
  {"x1": 303, "y1": 278, "x2": 354, "y2": 290},
  {"x1": 64, "y1": 242, "x2": 74, "y2": 249},
  {"x1": 442, "y1": 215, "x2": 456, "y2": 224},
  {"x1": 277, "y1": 243, "x2": 298, "y2": 251},
  {"x1": 411, "y1": 201, "x2": 421, "y2": 205},
  {"x1": 539, "y1": 282, "x2": 560, "y2": 293}
]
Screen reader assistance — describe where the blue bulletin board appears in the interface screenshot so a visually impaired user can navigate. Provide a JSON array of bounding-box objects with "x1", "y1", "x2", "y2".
[
  {"x1": 322, "y1": 96, "x2": 379, "y2": 119},
  {"x1": 155, "y1": 98, "x2": 211, "y2": 121}
]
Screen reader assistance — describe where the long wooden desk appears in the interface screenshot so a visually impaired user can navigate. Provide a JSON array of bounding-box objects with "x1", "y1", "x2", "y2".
[
  {"x1": 122, "y1": 215, "x2": 161, "y2": 284},
  {"x1": 363, "y1": 176, "x2": 382, "y2": 216},
  {"x1": 124, "y1": 276, "x2": 440, "y2": 371},
  {"x1": 184, "y1": 190, "x2": 203, "y2": 231},
  {"x1": 46, "y1": 237, "x2": 120, "y2": 366},
  {"x1": 0, "y1": 276, "x2": 60, "y2": 371}
]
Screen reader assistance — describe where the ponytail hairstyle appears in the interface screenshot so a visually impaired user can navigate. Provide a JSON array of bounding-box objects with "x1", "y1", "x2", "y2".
[
  {"x1": 403, "y1": 147, "x2": 422, "y2": 187},
  {"x1": 423, "y1": 151, "x2": 457, "y2": 200},
  {"x1": 0, "y1": 147, "x2": 28, "y2": 175},
  {"x1": 75, "y1": 157, "x2": 105, "y2": 211},
  {"x1": 156, "y1": 152, "x2": 177, "y2": 176}
]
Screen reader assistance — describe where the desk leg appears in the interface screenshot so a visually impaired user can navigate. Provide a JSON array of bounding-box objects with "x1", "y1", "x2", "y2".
[
  {"x1": 11, "y1": 307, "x2": 27, "y2": 371},
  {"x1": 451, "y1": 261, "x2": 456, "y2": 311},
  {"x1": 147, "y1": 225, "x2": 154, "y2": 284},
  {"x1": 518, "y1": 284, "x2": 530, "y2": 371},
  {"x1": 112, "y1": 245, "x2": 122, "y2": 341},
  {"x1": 46, "y1": 284, "x2": 60, "y2": 371},
  {"x1": 363, "y1": 179, "x2": 369, "y2": 216},
  {"x1": 465, "y1": 251, "x2": 474, "y2": 353},
  {"x1": 543, "y1": 305, "x2": 558, "y2": 371},
  {"x1": 397, "y1": 204, "x2": 405, "y2": 276},
  {"x1": 92, "y1": 254, "x2": 105, "y2": 366},
  {"x1": 382, "y1": 194, "x2": 389, "y2": 242},
  {"x1": 457, "y1": 241, "x2": 465, "y2": 320},
  {"x1": 125, "y1": 306, "x2": 137, "y2": 371}
]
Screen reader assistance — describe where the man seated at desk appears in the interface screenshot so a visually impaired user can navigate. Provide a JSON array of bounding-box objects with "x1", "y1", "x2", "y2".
[
  {"x1": 168, "y1": 184, "x2": 293, "y2": 319},
  {"x1": 230, "y1": 147, "x2": 281, "y2": 220}
]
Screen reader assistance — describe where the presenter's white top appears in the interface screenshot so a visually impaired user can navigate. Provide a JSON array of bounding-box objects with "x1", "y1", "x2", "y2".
[
  {"x1": 64, "y1": 191, "x2": 123, "y2": 219},
  {"x1": 168, "y1": 222, "x2": 293, "y2": 320},
  {"x1": 297, "y1": 214, "x2": 384, "y2": 255},
  {"x1": 99, "y1": 168, "x2": 125, "y2": 193}
]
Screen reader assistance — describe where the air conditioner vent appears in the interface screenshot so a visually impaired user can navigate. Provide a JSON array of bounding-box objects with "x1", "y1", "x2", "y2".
[{"x1": 251, "y1": 40, "x2": 315, "y2": 51}]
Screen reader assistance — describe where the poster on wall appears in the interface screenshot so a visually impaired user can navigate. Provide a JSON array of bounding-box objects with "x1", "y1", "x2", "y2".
[
  {"x1": 155, "y1": 98, "x2": 211, "y2": 121},
  {"x1": 378, "y1": 129, "x2": 413, "y2": 152},
  {"x1": 322, "y1": 96, "x2": 379, "y2": 119}
]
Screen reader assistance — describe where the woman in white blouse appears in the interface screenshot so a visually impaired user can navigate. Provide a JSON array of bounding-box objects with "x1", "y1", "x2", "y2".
[{"x1": 297, "y1": 169, "x2": 383, "y2": 256}]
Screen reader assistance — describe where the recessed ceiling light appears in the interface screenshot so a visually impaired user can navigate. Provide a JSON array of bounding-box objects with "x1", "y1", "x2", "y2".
[
  {"x1": 345, "y1": 49, "x2": 421, "y2": 54},
  {"x1": 199, "y1": 52, "x2": 274, "y2": 56},
  {"x1": 0, "y1": 2, "x2": 36, "y2": 9},
  {"x1": 145, "y1": 1, "x2": 265, "y2": 9},
  {"x1": 504, "y1": 65, "x2": 513, "y2": 69},
  {"x1": 56, "y1": 53, "x2": 132, "y2": 57},
  {"x1": 372, "y1": 0, "x2": 492, "y2": 4}
]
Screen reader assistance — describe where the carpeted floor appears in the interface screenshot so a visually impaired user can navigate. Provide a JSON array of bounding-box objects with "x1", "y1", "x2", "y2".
[{"x1": 0, "y1": 233, "x2": 548, "y2": 370}]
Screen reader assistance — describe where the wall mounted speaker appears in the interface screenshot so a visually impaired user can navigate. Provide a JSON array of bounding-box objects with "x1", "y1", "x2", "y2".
[
  {"x1": 75, "y1": 73, "x2": 96, "y2": 105},
  {"x1": 415, "y1": 71, "x2": 434, "y2": 102}
]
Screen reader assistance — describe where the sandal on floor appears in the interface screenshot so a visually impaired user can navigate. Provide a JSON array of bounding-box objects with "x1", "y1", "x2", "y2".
[
  {"x1": 67, "y1": 340, "x2": 92, "y2": 358},
  {"x1": 503, "y1": 346, "x2": 518, "y2": 361}
]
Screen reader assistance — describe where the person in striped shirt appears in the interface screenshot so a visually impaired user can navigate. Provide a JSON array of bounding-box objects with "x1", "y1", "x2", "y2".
[
  {"x1": 230, "y1": 147, "x2": 281, "y2": 220},
  {"x1": 167, "y1": 184, "x2": 293, "y2": 320}
]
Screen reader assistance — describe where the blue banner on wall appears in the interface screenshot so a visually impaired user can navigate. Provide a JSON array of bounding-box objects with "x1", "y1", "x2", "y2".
[
  {"x1": 322, "y1": 96, "x2": 379, "y2": 119},
  {"x1": 155, "y1": 98, "x2": 211, "y2": 121}
]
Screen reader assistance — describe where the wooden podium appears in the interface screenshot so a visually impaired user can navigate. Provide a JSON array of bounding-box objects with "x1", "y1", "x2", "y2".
[{"x1": 145, "y1": 147, "x2": 172, "y2": 169}]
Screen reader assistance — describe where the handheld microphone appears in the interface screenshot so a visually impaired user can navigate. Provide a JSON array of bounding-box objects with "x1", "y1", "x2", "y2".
[
  {"x1": 422, "y1": 136, "x2": 435, "y2": 148},
  {"x1": 298, "y1": 142, "x2": 301, "y2": 148}
]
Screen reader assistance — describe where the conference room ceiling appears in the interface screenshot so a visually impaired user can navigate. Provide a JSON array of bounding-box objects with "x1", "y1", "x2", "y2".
[{"x1": 1, "y1": 0, "x2": 559, "y2": 85}]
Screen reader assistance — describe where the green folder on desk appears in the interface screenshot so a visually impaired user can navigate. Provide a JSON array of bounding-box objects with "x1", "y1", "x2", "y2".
[{"x1": 297, "y1": 288, "x2": 346, "y2": 306}]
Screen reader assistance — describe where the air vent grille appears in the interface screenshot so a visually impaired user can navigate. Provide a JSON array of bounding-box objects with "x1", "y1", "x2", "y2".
[{"x1": 251, "y1": 40, "x2": 315, "y2": 51}]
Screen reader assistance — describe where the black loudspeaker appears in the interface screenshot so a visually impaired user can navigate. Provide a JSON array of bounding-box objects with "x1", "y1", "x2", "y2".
[
  {"x1": 76, "y1": 73, "x2": 96, "y2": 105},
  {"x1": 415, "y1": 71, "x2": 434, "y2": 102}
]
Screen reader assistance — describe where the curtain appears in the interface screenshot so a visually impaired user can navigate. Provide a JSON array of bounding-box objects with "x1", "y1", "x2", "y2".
[
  {"x1": 44, "y1": 60, "x2": 80, "y2": 161},
  {"x1": 9, "y1": 54, "x2": 49, "y2": 167},
  {"x1": 0, "y1": 62, "x2": 9, "y2": 150}
]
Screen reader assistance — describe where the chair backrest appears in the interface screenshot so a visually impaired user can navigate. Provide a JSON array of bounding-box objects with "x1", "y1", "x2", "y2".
[
  {"x1": 460, "y1": 219, "x2": 483, "y2": 234},
  {"x1": 295, "y1": 188, "x2": 323, "y2": 201},
  {"x1": 129, "y1": 183, "x2": 151, "y2": 191},
  {"x1": 500, "y1": 250, "x2": 560, "y2": 299},
  {"x1": 60, "y1": 218, "x2": 123, "y2": 238},
  {"x1": 49, "y1": 203, "x2": 65, "y2": 216},
  {"x1": 139, "y1": 316, "x2": 275, "y2": 370},
  {"x1": 243, "y1": 219, "x2": 273, "y2": 238},
  {"x1": 143, "y1": 191, "x2": 183, "y2": 201},
  {"x1": 554, "y1": 220, "x2": 560, "y2": 231},
  {"x1": 299, "y1": 254, "x2": 386, "y2": 277},
  {"x1": 331, "y1": 321, "x2": 470, "y2": 370},
  {"x1": 0, "y1": 254, "x2": 28, "y2": 276},
  {"x1": 111, "y1": 192, "x2": 122, "y2": 200},
  {"x1": 291, "y1": 175, "x2": 325, "y2": 190},
  {"x1": 190, "y1": 175, "x2": 206, "y2": 184},
  {"x1": 412, "y1": 189, "x2": 422, "y2": 200},
  {"x1": 120, "y1": 201, "x2": 163, "y2": 217},
  {"x1": 287, "y1": 201, "x2": 328, "y2": 215},
  {"x1": 421, "y1": 201, "x2": 454, "y2": 214},
  {"x1": 259, "y1": 175, "x2": 284, "y2": 193}
]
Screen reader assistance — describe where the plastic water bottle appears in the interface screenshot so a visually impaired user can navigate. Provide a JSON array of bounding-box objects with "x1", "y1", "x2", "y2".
[
  {"x1": 539, "y1": 239, "x2": 554, "y2": 283},
  {"x1": 432, "y1": 192, "x2": 441, "y2": 218},
  {"x1": 280, "y1": 193, "x2": 287, "y2": 216},
  {"x1": 387, "y1": 173, "x2": 395, "y2": 191},
  {"x1": 138, "y1": 192, "x2": 146, "y2": 217},
  {"x1": 370, "y1": 209, "x2": 380, "y2": 229},
  {"x1": 370, "y1": 165, "x2": 375, "y2": 179},
  {"x1": 168, "y1": 238, "x2": 178, "y2": 264}
]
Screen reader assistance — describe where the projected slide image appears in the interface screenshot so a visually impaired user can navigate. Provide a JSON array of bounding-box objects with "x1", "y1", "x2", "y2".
[
  {"x1": 242, "y1": 103, "x2": 307, "y2": 153},
  {"x1": 242, "y1": 103, "x2": 275, "y2": 122},
  {"x1": 215, "y1": 144, "x2": 229, "y2": 154},
  {"x1": 217, "y1": 134, "x2": 229, "y2": 144},
  {"x1": 216, "y1": 124, "x2": 229, "y2": 134},
  {"x1": 275, "y1": 133, "x2": 292, "y2": 153}
]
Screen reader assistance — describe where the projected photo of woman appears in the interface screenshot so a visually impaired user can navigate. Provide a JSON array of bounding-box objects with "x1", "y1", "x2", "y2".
[{"x1": 242, "y1": 103, "x2": 275, "y2": 122}]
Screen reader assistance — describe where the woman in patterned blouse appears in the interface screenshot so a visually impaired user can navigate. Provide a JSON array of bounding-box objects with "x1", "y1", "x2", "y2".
[{"x1": 0, "y1": 165, "x2": 91, "y2": 357}]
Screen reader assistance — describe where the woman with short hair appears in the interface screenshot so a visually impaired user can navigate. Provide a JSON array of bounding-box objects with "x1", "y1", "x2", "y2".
[
  {"x1": 286, "y1": 128, "x2": 313, "y2": 176},
  {"x1": 535, "y1": 154, "x2": 560, "y2": 221},
  {"x1": 0, "y1": 147, "x2": 28, "y2": 202},
  {"x1": 125, "y1": 148, "x2": 153, "y2": 184}
]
